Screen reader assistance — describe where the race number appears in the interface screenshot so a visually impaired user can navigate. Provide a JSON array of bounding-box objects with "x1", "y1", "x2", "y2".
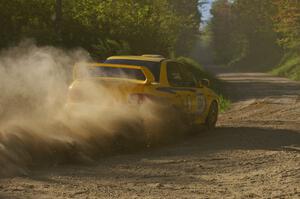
[
  {"x1": 183, "y1": 95, "x2": 192, "y2": 111},
  {"x1": 196, "y1": 93, "x2": 206, "y2": 114}
]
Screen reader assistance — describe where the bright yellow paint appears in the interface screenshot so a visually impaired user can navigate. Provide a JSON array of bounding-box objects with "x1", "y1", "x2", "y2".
[
  {"x1": 67, "y1": 56, "x2": 219, "y2": 126},
  {"x1": 107, "y1": 55, "x2": 165, "y2": 62},
  {"x1": 73, "y1": 63, "x2": 155, "y2": 84}
]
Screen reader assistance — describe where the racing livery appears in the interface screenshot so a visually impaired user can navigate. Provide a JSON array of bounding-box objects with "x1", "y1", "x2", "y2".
[{"x1": 67, "y1": 55, "x2": 219, "y2": 129}]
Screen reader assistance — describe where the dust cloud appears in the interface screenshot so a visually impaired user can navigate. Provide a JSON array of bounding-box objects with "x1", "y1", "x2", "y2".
[{"x1": 0, "y1": 41, "x2": 186, "y2": 177}]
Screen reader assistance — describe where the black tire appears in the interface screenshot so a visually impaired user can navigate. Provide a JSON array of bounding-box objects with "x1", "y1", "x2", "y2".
[{"x1": 205, "y1": 101, "x2": 219, "y2": 130}]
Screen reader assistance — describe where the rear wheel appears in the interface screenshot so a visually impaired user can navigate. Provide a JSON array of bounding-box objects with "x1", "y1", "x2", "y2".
[{"x1": 205, "y1": 101, "x2": 218, "y2": 130}]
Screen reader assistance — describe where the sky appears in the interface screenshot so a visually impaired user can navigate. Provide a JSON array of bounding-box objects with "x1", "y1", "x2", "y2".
[{"x1": 200, "y1": 0, "x2": 214, "y2": 24}]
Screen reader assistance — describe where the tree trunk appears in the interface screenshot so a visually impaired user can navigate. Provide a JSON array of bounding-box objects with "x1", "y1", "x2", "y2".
[{"x1": 55, "y1": 0, "x2": 62, "y2": 41}]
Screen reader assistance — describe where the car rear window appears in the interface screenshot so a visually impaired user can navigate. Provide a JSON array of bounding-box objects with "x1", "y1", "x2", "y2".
[
  {"x1": 104, "y1": 59, "x2": 161, "y2": 82},
  {"x1": 88, "y1": 67, "x2": 146, "y2": 81}
]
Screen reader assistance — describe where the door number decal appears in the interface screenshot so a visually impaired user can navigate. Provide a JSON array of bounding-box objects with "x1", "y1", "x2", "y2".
[{"x1": 196, "y1": 93, "x2": 206, "y2": 114}]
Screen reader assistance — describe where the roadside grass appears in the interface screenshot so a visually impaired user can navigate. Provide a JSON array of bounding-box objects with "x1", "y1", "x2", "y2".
[
  {"x1": 271, "y1": 51, "x2": 300, "y2": 81},
  {"x1": 218, "y1": 95, "x2": 231, "y2": 113},
  {"x1": 177, "y1": 56, "x2": 231, "y2": 113}
]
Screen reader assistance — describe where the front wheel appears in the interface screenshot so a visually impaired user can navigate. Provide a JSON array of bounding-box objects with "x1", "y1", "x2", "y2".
[{"x1": 205, "y1": 101, "x2": 219, "y2": 130}]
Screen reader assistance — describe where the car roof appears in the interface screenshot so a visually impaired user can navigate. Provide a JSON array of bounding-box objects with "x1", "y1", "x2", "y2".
[{"x1": 107, "y1": 55, "x2": 166, "y2": 62}]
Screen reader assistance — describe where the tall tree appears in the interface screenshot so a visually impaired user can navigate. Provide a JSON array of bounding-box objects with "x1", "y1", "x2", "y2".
[
  {"x1": 55, "y1": 0, "x2": 63, "y2": 42},
  {"x1": 273, "y1": 0, "x2": 300, "y2": 50},
  {"x1": 0, "y1": 0, "x2": 201, "y2": 58},
  {"x1": 210, "y1": 0, "x2": 282, "y2": 69},
  {"x1": 210, "y1": 0, "x2": 233, "y2": 64}
]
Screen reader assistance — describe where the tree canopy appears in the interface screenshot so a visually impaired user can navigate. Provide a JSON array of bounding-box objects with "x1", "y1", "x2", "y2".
[
  {"x1": 0, "y1": 0, "x2": 201, "y2": 59},
  {"x1": 209, "y1": 0, "x2": 300, "y2": 70}
]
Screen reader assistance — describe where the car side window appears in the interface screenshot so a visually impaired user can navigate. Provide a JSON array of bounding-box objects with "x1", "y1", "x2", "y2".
[
  {"x1": 178, "y1": 64, "x2": 197, "y2": 88},
  {"x1": 167, "y1": 62, "x2": 196, "y2": 87},
  {"x1": 167, "y1": 62, "x2": 183, "y2": 87}
]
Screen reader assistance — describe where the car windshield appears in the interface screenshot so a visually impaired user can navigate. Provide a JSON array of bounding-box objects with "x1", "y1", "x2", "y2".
[
  {"x1": 87, "y1": 67, "x2": 146, "y2": 81},
  {"x1": 104, "y1": 59, "x2": 161, "y2": 82}
]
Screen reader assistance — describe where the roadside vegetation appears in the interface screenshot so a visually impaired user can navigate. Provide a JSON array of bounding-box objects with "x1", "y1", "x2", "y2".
[
  {"x1": 209, "y1": 0, "x2": 300, "y2": 80},
  {"x1": 0, "y1": 0, "x2": 200, "y2": 59},
  {"x1": 272, "y1": 51, "x2": 300, "y2": 80}
]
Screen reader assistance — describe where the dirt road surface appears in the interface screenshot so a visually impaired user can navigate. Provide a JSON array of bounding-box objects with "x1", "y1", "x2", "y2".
[{"x1": 1, "y1": 72, "x2": 300, "y2": 199}]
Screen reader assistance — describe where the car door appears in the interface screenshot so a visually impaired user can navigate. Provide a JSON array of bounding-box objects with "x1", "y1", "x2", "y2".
[
  {"x1": 166, "y1": 61, "x2": 197, "y2": 116},
  {"x1": 180, "y1": 65, "x2": 208, "y2": 123}
]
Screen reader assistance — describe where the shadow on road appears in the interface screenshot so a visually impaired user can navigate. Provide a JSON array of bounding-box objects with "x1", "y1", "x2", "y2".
[
  {"x1": 221, "y1": 79, "x2": 300, "y2": 102},
  {"x1": 0, "y1": 193, "x2": 18, "y2": 199},
  {"x1": 213, "y1": 72, "x2": 300, "y2": 103},
  {"x1": 192, "y1": 127, "x2": 300, "y2": 152},
  {"x1": 24, "y1": 126, "x2": 300, "y2": 181}
]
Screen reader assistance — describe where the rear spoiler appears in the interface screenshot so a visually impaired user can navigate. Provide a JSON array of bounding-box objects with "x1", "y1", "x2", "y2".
[{"x1": 73, "y1": 63, "x2": 155, "y2": 84}]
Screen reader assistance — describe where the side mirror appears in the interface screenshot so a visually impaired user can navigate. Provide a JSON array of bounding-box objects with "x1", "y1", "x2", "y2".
[{"x1": 201, "y1": 79, "x2": 210, "y2": 87}]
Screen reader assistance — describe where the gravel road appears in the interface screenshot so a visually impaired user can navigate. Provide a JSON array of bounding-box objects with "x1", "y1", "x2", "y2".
[{"x1": 1, "y1": 72, "x2": 299, "y2": 199}]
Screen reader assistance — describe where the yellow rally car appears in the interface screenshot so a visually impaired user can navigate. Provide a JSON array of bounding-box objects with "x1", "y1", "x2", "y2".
[{"x1": 67, "y1": 55, "x2": 219, "y2": 129}]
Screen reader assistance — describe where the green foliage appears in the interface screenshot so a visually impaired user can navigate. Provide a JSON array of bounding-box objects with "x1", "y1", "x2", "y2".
[
  {"x1": 272, "y1": 51, "x2": 300, "y2": 81},
  {"x1": 209, "y1": 0, "x2": 300, "y2": 79},
  {"x1": 273, "y1": 0, "x2": 300, "y2": 50},
  {"x1": 0, "y1": 0, "x2": 201, "y2": 59},
  {"x1": 209, "y1": 0, "x2": 283, "y2": 69},
  {"x1": 271, "y1": 1, "x2": 300, "y2": 80},
  {"x1": 0, "y1": 0, "x2": 56, "y2": 47},
  {"x1": 218, "y1": 94, "x2": 231, "y2": 113},
  {"x1": 209, "y1": 0, "x2": 233, "y2": 64}
]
